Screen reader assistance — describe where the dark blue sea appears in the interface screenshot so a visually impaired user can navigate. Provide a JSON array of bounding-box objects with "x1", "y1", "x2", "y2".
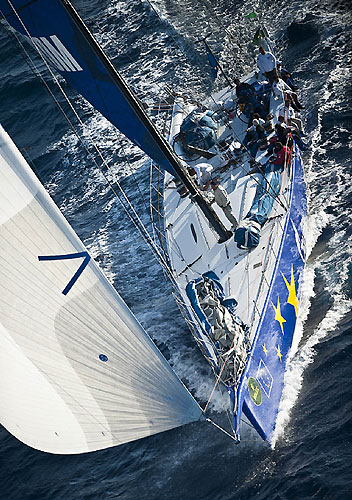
[{"x1": 1, "y1": 0, "x2": 351, "y2": 498}]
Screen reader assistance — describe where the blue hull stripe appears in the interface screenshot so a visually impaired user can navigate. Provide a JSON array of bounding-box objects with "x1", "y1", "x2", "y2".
[{"x1": 234, "y1": 148, "x2": 307, "y2": 443}]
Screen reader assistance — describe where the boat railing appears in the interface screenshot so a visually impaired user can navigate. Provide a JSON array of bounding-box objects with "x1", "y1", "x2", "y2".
[
  {"x1": 247, "y1": 145, "x2": 295, "y2": 336},
  {"x1": 171, "y1": 291, "x2": 221, "y2": 368},
  {"x1": 248, "y1": 229, "x2": 275, "y2": 335},
  {"x1": 148, "y1": 94, "x2": 176, "y2": 265}
]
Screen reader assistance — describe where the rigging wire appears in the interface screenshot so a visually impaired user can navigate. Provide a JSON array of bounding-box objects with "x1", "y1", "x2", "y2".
[
  {"x1": 75, "y1": 4, "x2": 183, "y2": 218},
  {"x1": 1, "y1": 1, "x2": 202, "y2": 306},
  {"x1": 142, "y1": 0, "x2": 233, "y2": 99},
  {"x1": 91, "y1": 0, "x2": 196, "y2": 115},
  {"x1": 2, "y1": 1, "x2": 177, "y2": 285},
  {"x1": 205, "y1": 417, "x2": 238, "y2": 442},
  {"x1": 1, "y1": 1, "x2": 295, "y2": 441},
  {"x1": 101, "y1": 0, "x2": 212, "y2": 121},
  {"x1": 203, "y1": 327, "x2": 243, "y2": 414},
  {"x1": 197, "y1": 0, "x2": 238, "y2": 47}
]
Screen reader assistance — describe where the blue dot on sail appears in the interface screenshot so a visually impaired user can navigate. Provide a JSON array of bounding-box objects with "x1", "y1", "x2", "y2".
[{"x1": 99, "y1": 354, "x2": 108, "y2": 362}]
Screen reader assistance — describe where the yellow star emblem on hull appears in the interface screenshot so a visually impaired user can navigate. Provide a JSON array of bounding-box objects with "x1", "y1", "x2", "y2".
[
  {"x1": 272, "y1": 297, "x2": 286, "y2": 335},
  {"x1": 282, "y1": 265, "x2": 299, "y2": 316},
  {"x1": 276, "y1": 345, "x2": 283, "y2": 362}
]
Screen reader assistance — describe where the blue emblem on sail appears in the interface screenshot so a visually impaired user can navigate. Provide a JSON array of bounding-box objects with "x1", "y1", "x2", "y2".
[{"x1": 0, "y1": 0, "x2": 179, "y2": 177}]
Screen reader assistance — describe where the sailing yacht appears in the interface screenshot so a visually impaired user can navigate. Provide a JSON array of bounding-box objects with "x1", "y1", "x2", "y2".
[{"x1": 0, "y1": 0, "x2": 306, "y2": 452}]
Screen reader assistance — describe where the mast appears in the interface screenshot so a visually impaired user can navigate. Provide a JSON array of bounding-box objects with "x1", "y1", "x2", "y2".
[{"x1": 60, "y1": 0, "x2": 231, "y2": 242}]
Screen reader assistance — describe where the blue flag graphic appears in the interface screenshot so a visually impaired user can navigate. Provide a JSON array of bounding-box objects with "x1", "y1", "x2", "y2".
[{"x1": 205, "y1": 45, "x2": 218, "y2": 79}]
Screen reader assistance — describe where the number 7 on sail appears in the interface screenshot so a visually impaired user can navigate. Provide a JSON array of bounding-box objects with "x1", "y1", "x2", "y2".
[{"x1": 38, "y1": 251, "x2": 91, "y2": 295}]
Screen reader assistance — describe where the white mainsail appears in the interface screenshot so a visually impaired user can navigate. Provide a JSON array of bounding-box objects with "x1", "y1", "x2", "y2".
[{"x1": 0, "y1": 124, "x2": 202, "y2": 454}]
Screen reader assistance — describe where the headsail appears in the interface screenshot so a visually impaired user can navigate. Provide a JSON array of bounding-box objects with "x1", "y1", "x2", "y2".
[
  {"x1": 0, "y1": 124, "x2": 202, "y2": 454},
  {"x1": 0, "y1": 0, "x2": 180, "y2": 177}
]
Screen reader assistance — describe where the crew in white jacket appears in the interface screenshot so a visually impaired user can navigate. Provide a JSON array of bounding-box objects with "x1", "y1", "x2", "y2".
[
  {"x1": 188, "y1": 163, "x2": 213, "y2": 190},
  {"x1": 257, "y1": 45, "x2": 277, "y2": 83},
  {"x1": 271, "y1": 74, "x2": 304, "y2": 110}
]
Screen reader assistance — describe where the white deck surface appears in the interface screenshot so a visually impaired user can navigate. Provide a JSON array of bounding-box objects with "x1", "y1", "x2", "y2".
[{"x1": 164, "y1": 76, "x2": 292, "y2": 359}]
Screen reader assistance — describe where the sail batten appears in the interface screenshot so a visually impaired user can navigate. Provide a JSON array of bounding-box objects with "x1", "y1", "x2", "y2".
[{"x1": 0, "y1": 124, "x2": 202, "y2": 454}]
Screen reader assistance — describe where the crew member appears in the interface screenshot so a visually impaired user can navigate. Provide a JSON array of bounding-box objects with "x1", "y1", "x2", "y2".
[
  {"x1": 272, "y1": 75, "x2": 304, "y2": 110},
  {"x1": 234, "y1": 78, "x2": 256, "y2": 101},
  {"x1": 277, "y1": 115, "x2": 306, "y2": 150},
  {"x1": 211, "y1": 179, "x2": 238, "y2": 230},
  {"x1": 242, "y1": 118, "x2": 266, "y2": 158},
  {"x1": 188, "y1": 163, "x2": 213, "y2": 190},
  {"x1": 257, "y1": 46, "x2": 277, "y2": 83},
  {"x1": 268, "y1": 141, "x2": 291, "y2": 171}
]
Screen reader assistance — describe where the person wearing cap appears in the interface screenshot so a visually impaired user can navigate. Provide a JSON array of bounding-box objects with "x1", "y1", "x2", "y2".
[
  {"x1": 210, "y1": 179, "x2": 238, "y2": 230},
  {"x1": 242, "y1": 115, "x2": 266, "y2": 158},
  {"x1": 257, "y1": 46, "x2": 277, "y2": 83},
  {"x1": 247, "y1": 115, "x2": 265, "y2": 134}
]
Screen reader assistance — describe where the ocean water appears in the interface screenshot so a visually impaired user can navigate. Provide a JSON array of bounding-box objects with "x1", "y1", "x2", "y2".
[{"x1": 0, "y1": 0, "x2": 351, "y2": 499}]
